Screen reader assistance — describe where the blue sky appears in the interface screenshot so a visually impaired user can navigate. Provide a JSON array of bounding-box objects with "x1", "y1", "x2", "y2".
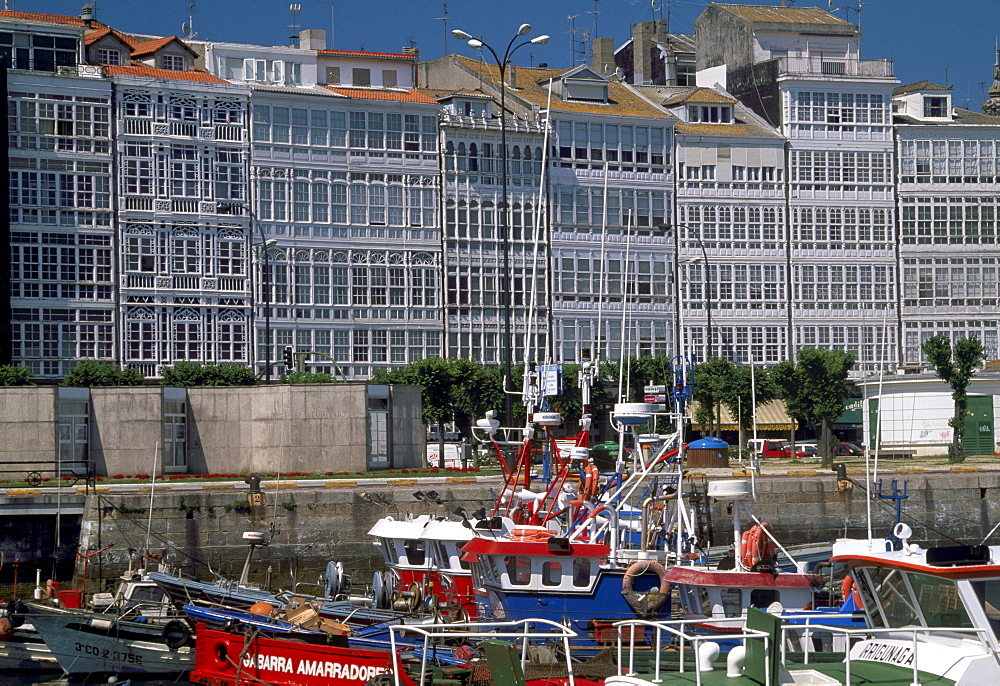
[{"x1": 32, "y1": 0, "x2": 1000, "y2": 111}]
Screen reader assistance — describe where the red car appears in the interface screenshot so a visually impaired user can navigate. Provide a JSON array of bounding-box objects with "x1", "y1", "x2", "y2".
[{"x1": 760, "y1": 440, "x2": 809, "y2": 459}]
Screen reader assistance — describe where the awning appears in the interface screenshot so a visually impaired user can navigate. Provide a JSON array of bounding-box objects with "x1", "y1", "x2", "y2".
[{"x1": 689, "y1": 399, "x2": 797, "y2": 432}]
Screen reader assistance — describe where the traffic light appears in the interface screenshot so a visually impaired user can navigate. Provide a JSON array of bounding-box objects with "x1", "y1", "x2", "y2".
[{"x1": 283, "y1": 346, "x2": 293, "y2": 370}]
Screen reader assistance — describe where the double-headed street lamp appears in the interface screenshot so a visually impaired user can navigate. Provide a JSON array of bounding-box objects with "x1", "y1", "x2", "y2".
[
  {"x1": 452, "y1": 24, "x2": 549, "y2": 427},
  {"x1": 223, "y1": 201, "x2": 275, "y2": 382}
]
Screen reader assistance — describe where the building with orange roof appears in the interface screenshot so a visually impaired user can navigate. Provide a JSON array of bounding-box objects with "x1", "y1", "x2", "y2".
[{"x1": 420, "y1": 54, "x2": 676, "y2": 364}]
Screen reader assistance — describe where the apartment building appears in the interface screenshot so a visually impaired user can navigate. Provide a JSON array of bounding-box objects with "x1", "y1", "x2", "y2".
[
  {"x1": 697, "y1": 4, "x2": 899, "y2": 371},
  {"x1": 894, "y1": 80, "x2": 1000, "y2": 363}
]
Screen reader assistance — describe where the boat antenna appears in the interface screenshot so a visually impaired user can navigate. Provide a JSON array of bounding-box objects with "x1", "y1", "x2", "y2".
[
  {"x1": 872, "y1": 305, "x2": 889, "y2": 482},
  {"x1": 144, "y1": 441, "x2": 159, "y2": 554},
  {"x1": 595, "y1": 163, "x2": 610, "y2": 360},
  {"x1": 980, "y1": 518, "x2": 1000, "y2": 546}
]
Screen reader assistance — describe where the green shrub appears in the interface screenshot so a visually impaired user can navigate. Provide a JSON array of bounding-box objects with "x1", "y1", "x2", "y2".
[
  {"x1": 62, "y1": 361, "x2": 144, "y2": 387},
  {"x1": 160, "y1": 362, "x2": 258, "y2": 387},
  {"x1": 0, "y1": 365, "x2": 33, "y2": 386}
]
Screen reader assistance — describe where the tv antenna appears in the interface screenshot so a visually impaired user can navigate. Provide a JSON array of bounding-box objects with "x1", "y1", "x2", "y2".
[
  {"x1": 289, "y1": 3, "x2": 302, "y2": 48},
  {"x1": 435, "y1": 2, "x2": 449, "y2": 55},
  {"x1": 181, "y1": 1, "x2": 197, "y2": 41},
  {"x1": 319, "y1": 0, "x2": 335, "y2": 49},
  {"x1": 568, "y1": 14, "x2": 583, "y2": 65}
]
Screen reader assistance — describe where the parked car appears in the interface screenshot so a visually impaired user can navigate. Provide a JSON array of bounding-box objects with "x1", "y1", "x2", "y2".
[
  {"x1": 782, "y1": 442, "x2": 819, "y2": 458},
  {"x1": 759, "y1": 440, "x2": 809, "y2": 458},
  {"x1": 835, "y1": 442, "x2": 864, "y2": 456}
]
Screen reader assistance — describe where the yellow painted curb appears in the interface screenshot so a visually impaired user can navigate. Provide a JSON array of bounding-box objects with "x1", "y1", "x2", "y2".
[
  {"x1": 687, "y1": 472, "x2": 706, "y2": 478},
  {"x1": 272, "y1": 482, "x2": 298, "y2": 489},
  {"x1": 950, "y1": 466, "x2": 979, "y2": 472},
  {"x1": 389, "y1": 479, "x2": 418, "y2": 486},
  {"x1": 140, "y1": 485, "x2": 172, "y2": 492},
  {"x1": 732, "y1": 471, "x2": 753, "y2": 477},
  {"x1": 846, "y1": 469, "x2": 868, "y2": 476},
  {"x1": 6, "y1": 488, "x2": 41, "y2": 496},
  {"x1": 446, "y1": 477, "x2": 478, "y2": 483},
  {"x1": 326, "y1": 480, "x2": 357, "y2": 488},
  {"x1": 201, "y1": 483, "x2": 235, "y2": 490},
  {"x1": 787, "y1": 470, "x2": 818, "y2": 477},
  {"x1": 76, "y1": 486, "x2": 111, "y2": 494},
  {"x1": 895, "y1": 467, "x2": 926, "y2": 474}
]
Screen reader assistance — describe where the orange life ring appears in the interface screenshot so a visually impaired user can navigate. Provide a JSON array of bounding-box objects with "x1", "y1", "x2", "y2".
[
  {"x1": 509, "y1": 527, "x2": 556, "y2": 542},
  {"x1": 578, "y1": 464, "x2": 600, "y2": 501},
  {"x1": 842, "y1": 574, "x2": 863, "y2": 607},
  {"x1": 741, "y1": 523, "x2": 775, "y2": 569},
  {"x1": 621, "y1": 560, "x2": 671, "y2": 615}
]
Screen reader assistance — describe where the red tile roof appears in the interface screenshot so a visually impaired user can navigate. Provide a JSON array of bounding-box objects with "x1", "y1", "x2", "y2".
[
  {"x1": 321, "y1": 86, "x2": 438, "y2": 103},
  {"x1": 131, "y1": 35, "x2": 192, "y2": 58},
  {"x1": 319, "y1": 49, "x2": 416, "y2": 60},
  {"x1": 0, "y1": 9, "x2": 107, "y2": 29},
  {"x1": 84, "y1": 26, "x2": 133, "y2": 48},
  {"x1": 105, "y1": 64, "x2": 229, "y2": 83}
]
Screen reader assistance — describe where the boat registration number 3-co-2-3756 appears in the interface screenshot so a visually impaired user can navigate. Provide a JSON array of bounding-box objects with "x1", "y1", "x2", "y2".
[{"x1": 72, "y1": 642, "x2": 143, "y2": 665}]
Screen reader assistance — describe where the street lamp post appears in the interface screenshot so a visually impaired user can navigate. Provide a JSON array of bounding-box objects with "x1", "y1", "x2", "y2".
[
  {"x1": 452, "y1": 25, "x2": 549, "y2": 427},
  {"x1": 661, "y1": 223, "x2": 713, "y2": 361},
  {"x1": 224, "y1": 202, "x2": 273, "y2": 382}
]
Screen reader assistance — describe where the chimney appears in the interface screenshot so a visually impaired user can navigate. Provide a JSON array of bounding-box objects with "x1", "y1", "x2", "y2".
[
  {"x1": 401, "y1": 46, "x2": 419, "y2": 58},
  {"x1": 632, "y1": 21, "x2": 654, "y2": 85},
  {"x1": 506, "y1": 64, "x2": 517, "y2": 89},
  {"x1": 299, "y1": 29, "x2": 326, "y2": 51},
  {"x1": 81, "y1": 2, "x2": 94, "y2": 29},
  {"x1": 592, "y1": 36, "x2": 614, "y2": 75}
]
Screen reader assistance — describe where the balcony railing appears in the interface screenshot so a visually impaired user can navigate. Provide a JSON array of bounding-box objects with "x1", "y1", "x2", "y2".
[{"x1": 777, "y1": 55, "x2": 893, "y2": 78}]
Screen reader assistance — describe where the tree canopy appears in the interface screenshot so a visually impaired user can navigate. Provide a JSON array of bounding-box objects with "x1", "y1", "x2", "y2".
[
  {"x1": 159, "y1": 362, "x2": 258, "y2": 387},
  {"x1": 772, "y1": 348, "x2": 856, "y2": 466},
  {"x1": 922, "y1": 334, "x2": 985, "y2": 462},
  {"x1": 61, "y1": 361, "x2": 144, "y2": 387}
]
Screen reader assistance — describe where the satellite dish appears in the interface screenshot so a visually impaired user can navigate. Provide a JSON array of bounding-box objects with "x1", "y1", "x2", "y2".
[
  {"x1": 181, "y1": 22, "x2": 192, "y2": 39},
  {"x1": 615, "y1": 67, "x2": 624, "y2": 80}
]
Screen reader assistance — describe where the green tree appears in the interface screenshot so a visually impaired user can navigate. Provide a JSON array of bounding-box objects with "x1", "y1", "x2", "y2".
[
  {"x1": 0, "y1": 364, "x2": 34, "y2": 386},
  {"x1": 692, "y1": 358, "x2": 736, "y2": 437},
  {"x1": 717, "y1": 363, "x2": 777, "y2": 454},
  {"x1": 160, "y1": 361, "x2": 258, "y2": 387},
  {"x1": 61, "y1": 361, "x2": 144, "y2": 387},
  {"x1": 285, "y1": 370, "x2": 337, "y2": 384},
  {"x1": 772, "y1": 348, "x2": 856, "y2": 467},
  {"x1": 922, "y1": 334, "x2": 986, "y2": 463}
]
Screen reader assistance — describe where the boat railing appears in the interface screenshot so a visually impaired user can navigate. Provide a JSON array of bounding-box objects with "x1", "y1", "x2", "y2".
[
  {"x1": 779, "y1": 622, "x2": 995, "y2": 686},
  {"x1": 385, "y1": 618, "x2": 579, "y2": 686},
  {"x1": 612, "y1": 617, "x2": 771, "y2": 685}
]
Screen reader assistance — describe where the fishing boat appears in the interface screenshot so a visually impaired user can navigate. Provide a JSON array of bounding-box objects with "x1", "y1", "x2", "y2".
[
  {"x1": 0, "y1": 599, "x2": 59, "y2": 673},
  {"x1": 20, "y1": 601, "x2": 194, "y2": 676}
]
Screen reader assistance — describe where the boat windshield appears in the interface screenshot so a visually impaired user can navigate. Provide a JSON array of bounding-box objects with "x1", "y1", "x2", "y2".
[
  {"x1": 857, "y1": 567, "x2": 974, "y2": 631},
  {"x1": 970, "y1": 579, "x2": 1000, "y2": 639}
]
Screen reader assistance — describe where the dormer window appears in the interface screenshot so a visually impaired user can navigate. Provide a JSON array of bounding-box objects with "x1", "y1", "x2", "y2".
[
  {"x1": 96, "y1": 48, "x2": 122, "y2": 66},
  {"x1": 160, "y1": 55, "x2": 186, "y2": 71},
  {"x1": 923, "y1": 96, "x2": 948, "y2": 118},
  {"x1": 688, "y1": 105, "x2": 732, "y2": 123}
]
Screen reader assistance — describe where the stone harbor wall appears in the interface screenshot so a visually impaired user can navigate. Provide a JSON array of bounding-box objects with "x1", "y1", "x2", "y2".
[{"x1": 2, "y1": 469, "x2": 997, "y2": 591}]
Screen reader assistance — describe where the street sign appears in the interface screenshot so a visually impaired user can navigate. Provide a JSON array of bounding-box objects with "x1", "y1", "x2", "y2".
[
  {"x1": 644, "y1": 394, "x2": 667, "y2": 403},
  {"x1": 644, "y1": 385, "x2": 666, "y2": 394}
]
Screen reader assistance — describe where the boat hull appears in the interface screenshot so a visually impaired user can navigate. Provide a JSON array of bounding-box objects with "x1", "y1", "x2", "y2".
[
  {"x1": 26, "y1": 603, "x2": 193, "y2": 676},
  {"x1": 0, "y1": 625, "x2": 59, "y2": 672},
  {"x1": 190, "y1": 624, "x2": 399, "y2": 686}
]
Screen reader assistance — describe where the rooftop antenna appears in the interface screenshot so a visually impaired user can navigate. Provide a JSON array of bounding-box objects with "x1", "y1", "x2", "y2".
[
  {"x1": 435, "y1": 2, "x2": 449, "y2": 55},
  {"x1": 568, "y1": 14, "x2": 581, "y2": 65},
  {"x1": 319, "y1": 0, "x2": 335, "y2": 49},
  {"x1": 181, "y1": 1, "x2": 197, "y2": 41},
  {"x1": 288, "y1": 3, "x2": 302, "y2": 48},
  {"x1": 586, "y1": 0, "x2": 600, "y2": 61}
]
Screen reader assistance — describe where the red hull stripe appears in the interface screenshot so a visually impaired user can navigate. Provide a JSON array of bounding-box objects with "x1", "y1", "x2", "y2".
[
  {"x1": 832, "y1": 554, "x2": 1000, "y2": 580},
  {"x1": 665, "y1": 567, "x2": 813, "y2": 588}
]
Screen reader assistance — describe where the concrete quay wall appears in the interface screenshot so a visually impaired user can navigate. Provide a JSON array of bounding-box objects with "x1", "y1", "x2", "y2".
[{"x1": 68, "y1": 470, "x2": 1000, "y2": 587}]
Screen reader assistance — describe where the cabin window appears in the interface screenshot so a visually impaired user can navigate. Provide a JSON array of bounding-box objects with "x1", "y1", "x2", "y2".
[
  {"x1": 721, "y1": 588, "x2": 743, "y2": 617},
  {"x1": 505, "y1": 556, "x2": 531, "y2": 585},
  {"x1": 572, "y1": 558, "x2": 590, "y2": 587},
  {"x1": 542, "y1": 560, "x2": 562, "y2": 587},
  {"x1": 970, "y1": 579, "x2": 1000, "y2": 637},
  {"x1": 403, "y1": 539, "x2": 426, "y2": 565},
  {"x1": 698, "y1": 587, "x2": 713, "y2": 615},
  {"x1": 380, "y1": 538, "x2": 398, "y2": 564},
  {"x1": 458, "y1": 548, "x2": 471, "y2": 571},
  {"x1": 749, "y1": 589, "x2": 779, "y2": 608},
  {"x1": 906, "y1": 572, "x2": 972, "y2": 629},
  {"x1": 128, "y1": 586, "x2": 167, "y2": 605}
]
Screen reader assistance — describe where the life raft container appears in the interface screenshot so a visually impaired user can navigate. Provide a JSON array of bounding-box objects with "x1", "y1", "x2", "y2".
[
  {"x1": 740, "y1": 522, "x2": 776, "y2": 570},
  {"x1": 621, "y1": 560, "x2": 671, "y2": 616}
]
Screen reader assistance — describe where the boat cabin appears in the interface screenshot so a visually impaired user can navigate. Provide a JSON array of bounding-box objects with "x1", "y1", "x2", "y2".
[{"x1": 666, "y1": 566, "x2": 816, "y2": 622}]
